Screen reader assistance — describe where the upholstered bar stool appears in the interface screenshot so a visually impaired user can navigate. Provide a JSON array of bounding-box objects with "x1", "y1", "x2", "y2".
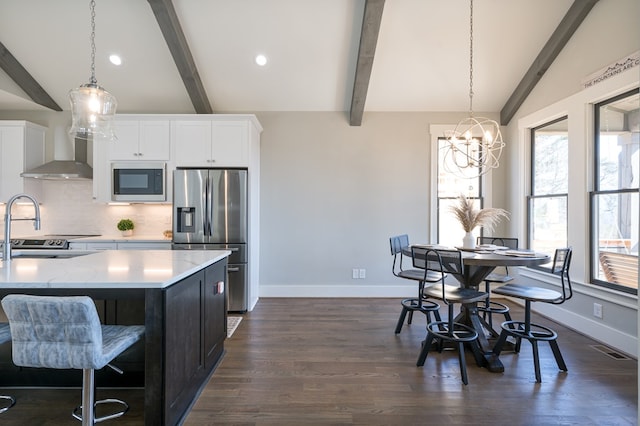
[
  {"x1": 0, "y1": 323, "x2": 16, "y2": 414},
  {"x1": 390, "y1": 234, "x2": 442, "y2": 334},
  {"x1": 2, "y1": 295, "x2": 145, "y2": 425}
]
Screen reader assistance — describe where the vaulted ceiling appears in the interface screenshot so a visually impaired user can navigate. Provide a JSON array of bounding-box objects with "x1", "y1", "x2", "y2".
[{"x1": 0, "y1": 0, "x2": 599, "y2": 126}]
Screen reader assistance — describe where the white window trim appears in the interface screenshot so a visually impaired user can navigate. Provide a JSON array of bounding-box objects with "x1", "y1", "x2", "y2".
[{"x1": 516, "y1": 68, "x2": 638, "y2": 299}]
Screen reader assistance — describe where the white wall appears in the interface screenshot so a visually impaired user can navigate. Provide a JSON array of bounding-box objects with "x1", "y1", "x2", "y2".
[
  {"x1": 502, "y1": 0, "x2": 639, "y2": 357},
  {"x1": 256, "y1": 111, "x2": 475, "y2": 297}
]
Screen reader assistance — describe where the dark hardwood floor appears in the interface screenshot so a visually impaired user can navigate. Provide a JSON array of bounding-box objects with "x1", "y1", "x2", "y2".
[{"x1": 0, "y1": 298, "x2": 637, "y2": 425}]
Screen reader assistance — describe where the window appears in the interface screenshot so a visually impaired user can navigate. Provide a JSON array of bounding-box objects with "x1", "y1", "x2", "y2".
[
  {"x1": 528, "y1": 117, "x2": 569, "y2": 261},
  {"x1": 436, "y1": 137, "x2": 482, "y2": 247},
  {"x1": 591, "y1": 89, "x2": 639, "y2": 294}
]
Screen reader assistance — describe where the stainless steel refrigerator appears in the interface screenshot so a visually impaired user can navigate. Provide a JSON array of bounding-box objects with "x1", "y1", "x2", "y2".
[{"x1": 172, "y1": 168, "x2": 248, "y2": 312}]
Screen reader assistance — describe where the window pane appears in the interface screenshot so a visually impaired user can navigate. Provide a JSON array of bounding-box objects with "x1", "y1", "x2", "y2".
[
  {"x1": 597, "y1": 93, "x2": 640, "y2": 191},
  {"x1": 437, "y1": 137, "x2": 481, "y2": 246},
  {"x1": 594, "y1": 192, "x2": 639, "y2": 290},
  {"x1": 533, "y1": 118, "x2": 568, "y2": 195},
  {"x1": 438, "y1": 138, "x2": 479, "y2": 198},
  {"x1": 438, "y1": 197, "x2": 481, "y2": 248},
  {"x1": 530, "y1": 196, "x2": 567, "y2": 256}
]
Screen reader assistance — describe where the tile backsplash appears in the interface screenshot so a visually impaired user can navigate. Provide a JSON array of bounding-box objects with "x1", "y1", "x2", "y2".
[{"x1": 2, "y1": 180, "x2": 172, "y2": 238}]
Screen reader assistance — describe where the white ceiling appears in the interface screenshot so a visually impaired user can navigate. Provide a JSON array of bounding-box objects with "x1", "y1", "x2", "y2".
[{"x1": 0, "y1": 0, "x2": 576, "y2": 116}]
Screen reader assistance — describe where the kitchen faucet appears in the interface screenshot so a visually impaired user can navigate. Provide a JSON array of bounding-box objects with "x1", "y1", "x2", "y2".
[{"x1": 3, "y1": 193, "x2": 41, "y2": 263}]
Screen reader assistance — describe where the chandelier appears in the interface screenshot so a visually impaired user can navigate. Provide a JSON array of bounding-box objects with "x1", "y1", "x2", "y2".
[
  {"x1": 69, "y1": 0, "x2": 117, "y2": 140},
  {"x1": 442, "y1": 0, "x2": 504, "y2": 178}
]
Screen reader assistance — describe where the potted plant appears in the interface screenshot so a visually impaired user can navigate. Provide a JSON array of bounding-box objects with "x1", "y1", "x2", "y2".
[
  {"x1": 117, "y1": 219, "x2": 135, "y2": 237},
  {"x1": 450, "y1": 194, "x2": 509, "y2": 249}
]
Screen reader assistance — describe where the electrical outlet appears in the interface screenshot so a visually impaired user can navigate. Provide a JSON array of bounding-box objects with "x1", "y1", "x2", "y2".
[
  {"x1": 359, "y1": 268, "x2": 366, "y2": 279},
  {"x1": 352, "y1": 269, "x2": 359, "y2": 279},
  {"x1": 593, "y1": 303, "x2": 603, "y2": 319}
]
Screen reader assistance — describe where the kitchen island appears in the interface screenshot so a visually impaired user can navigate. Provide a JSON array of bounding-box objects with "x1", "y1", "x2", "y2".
[{"x1": 0, "y1": 249, "x2": 230, "y2": 426}]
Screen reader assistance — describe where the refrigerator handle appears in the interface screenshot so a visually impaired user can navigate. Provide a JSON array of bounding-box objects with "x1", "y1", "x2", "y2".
[
  {"x1": 204, "y1": 175, "x2": 210, "y2": 236},
  {"x1": 206, "y1": 175, "x2": 213, "y2": 236}
]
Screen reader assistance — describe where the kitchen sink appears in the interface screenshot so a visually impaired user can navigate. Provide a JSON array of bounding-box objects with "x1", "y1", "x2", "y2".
[{"x1": 2, "y1": 250, "x2": 98, "y2": 260}]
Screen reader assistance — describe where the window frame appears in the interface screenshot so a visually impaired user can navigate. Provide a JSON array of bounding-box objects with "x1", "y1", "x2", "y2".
[
  {"x1": 589, "y1": 87, "x2": 639, "y2": 295},
  {"x1": 527, "y1": 116, "x2": 569, "y2": 271}
]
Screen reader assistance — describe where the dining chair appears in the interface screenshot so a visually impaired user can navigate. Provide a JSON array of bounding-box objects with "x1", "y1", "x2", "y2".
[
  {"x1": 412, "y1": 247, "x2": 488, "y2": 385},
  {"x1": 0, "y1": 323, "x2": 15, "y2": 414},
  {"x1": 1, "y1": 294, "x2": 145, "y2": 425},
  {"x1": 389, "y1": 235, "x2": 442, "y2": 334},
  {"x1": 492, "y1": 247, "x2": 573, "y2": 382},
  {"x1": 476, "y1": 236, "x2": 519, "y2": 329}
]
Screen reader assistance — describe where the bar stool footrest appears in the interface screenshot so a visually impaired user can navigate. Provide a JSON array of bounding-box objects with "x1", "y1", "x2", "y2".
[
  {"x1": 478, "y1": 300, "x2": 510, "y2": 314},
  {"x1": 427, "y1": 321, "x2": 479, "y2": 342},
  {"x1": 0, "y1": 395, "x2": 15, "y2": 414},
  {"x1": 499, "y1": 320, "x2": 558, "y2": 342},
  {"x1": 73, "y1": 398, "x2": 130, "y2": 423}
]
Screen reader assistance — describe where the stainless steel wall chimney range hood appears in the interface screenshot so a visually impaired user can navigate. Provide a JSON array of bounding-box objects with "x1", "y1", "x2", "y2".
[{"x1": 21, "y1": 131, "x2": 93, "y2": 180}]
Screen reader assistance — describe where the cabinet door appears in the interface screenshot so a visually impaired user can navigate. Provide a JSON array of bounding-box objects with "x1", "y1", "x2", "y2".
[
  {"x1": 110, "y1": 120, "x2": 171, "y2": 161},
  {"x1": 0, "y1": 123, "x2": 44, "y2": 201},
  {"x1": 172, "y1": 120, "x2": 213, "y2": 167},
  {"x1": 0, "y1": 126, "x2": 24, "y2": 200},
  {"x1": 138, "y1": 121, "x2": 171, "y2": 160},
  {"x1": 211, "y1": 121, "x2": 249, "y2": 166},
  {"x1": 203, "y1": 260, "x2": 226, "y2": 368},
  {"x1": 110, "y1": 121, "x2": 140, "y2": 160}
]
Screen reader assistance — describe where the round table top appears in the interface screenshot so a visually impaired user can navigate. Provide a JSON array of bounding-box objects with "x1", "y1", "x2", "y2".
[{"x1": 459, "y1": 250, "x2": 551, "y2": 267}]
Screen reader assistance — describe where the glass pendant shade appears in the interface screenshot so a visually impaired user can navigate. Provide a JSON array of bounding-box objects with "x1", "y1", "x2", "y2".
[{"x1": 69, "y1": 82, "x2": 117, "y2": 140}]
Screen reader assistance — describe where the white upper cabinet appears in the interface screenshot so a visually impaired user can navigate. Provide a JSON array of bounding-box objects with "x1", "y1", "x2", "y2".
[
  {"x1": 110, "y1": 120, "x2": 171, "y2": 161},
  {"x1": 172, "y1": 119, "x2": 249, "y2": 167},
  {"x1": 0, "y1": 121, "x2": 45, "y2": 201}
]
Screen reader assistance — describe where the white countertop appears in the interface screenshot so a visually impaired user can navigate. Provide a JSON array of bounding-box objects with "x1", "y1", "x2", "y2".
[{"x1": 0, "y1": 249, "x2": 230, "y2": 289}]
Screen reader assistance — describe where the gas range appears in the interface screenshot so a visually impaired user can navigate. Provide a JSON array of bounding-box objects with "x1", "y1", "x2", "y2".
[{"x1": 9, "y1": 234, "x2": 100, "y2": 250}]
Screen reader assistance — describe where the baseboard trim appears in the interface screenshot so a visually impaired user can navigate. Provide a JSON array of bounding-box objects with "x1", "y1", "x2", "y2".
[{"x1": 259, "y1": 285, "x2": 415, "y2": 298}]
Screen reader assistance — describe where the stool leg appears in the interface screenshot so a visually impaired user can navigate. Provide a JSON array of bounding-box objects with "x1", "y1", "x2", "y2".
[
  {"x1": 549, "y1": 339, "x2": 568, "y2": 372},
  {"x1": 407, "y1": 310, "x2": 414, "y2": 325},
  {"x1": 492, "y1": 329, "x2": 509, "y2": 356},
  {"x1": 531, "y1": 340, "x2": 542, "y2": 383},
  {"x1": 82, "y1": 368, "x2": 95, "y2": 426},
  {"x1": 395, "y1": 307, "x2": 409, "y2": 334},
  {"x1": 416, "y1": 332, "x2": 434, "y2": 366},
  {"x1": 457, "y1": 341, "x2": 469, "y2": 385}
]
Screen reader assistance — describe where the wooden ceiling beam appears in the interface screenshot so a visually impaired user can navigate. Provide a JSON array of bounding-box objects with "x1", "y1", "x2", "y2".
[
  {"x1": 500, "y1": 0, "x2": 599, "y2": 125},
  {"x1": 147, "y1": 0, "x2": 212, "y2": 114},
  {"x1": 0, "y1": 41, "x2": 62, "y2": 111},
  {"x1": 349, "y1": 0, "x2": 385, "y2": 126}
]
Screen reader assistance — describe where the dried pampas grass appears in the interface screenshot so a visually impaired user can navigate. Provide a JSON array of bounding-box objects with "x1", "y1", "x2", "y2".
[{"x1": 450, "y1": 194, "x2": 509, "y2": 233}]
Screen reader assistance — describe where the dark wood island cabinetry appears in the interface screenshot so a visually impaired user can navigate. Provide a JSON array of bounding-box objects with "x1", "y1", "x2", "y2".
[{"x1": 0, "y1": 249, "x2": 229, "y2": 425}]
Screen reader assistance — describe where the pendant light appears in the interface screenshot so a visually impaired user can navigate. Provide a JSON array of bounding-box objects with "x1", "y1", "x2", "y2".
[
  {"x1": 442, "y1": 0, "x2": 504, "y2": 178},
  {"x1": 69, "y1": 0, "x2": 117, "y2": 140}
]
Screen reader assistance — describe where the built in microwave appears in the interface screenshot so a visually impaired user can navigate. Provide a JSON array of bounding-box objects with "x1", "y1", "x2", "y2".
[{"x1": 112, "y1": 162, "x2": 166, "y2": 202}]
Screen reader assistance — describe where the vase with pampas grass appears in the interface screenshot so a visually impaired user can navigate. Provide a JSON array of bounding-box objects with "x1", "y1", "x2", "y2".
[{"x1": 450, "y1": 194, "x2": 509, "y2": 249}]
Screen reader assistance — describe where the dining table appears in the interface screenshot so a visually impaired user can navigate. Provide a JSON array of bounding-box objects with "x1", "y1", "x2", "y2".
[{"x1": 406, "y1": 245, "x2": 551, "y2": 372}]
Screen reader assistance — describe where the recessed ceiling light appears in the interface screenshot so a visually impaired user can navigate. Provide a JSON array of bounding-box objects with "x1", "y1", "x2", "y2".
[
  {"x1": 255, "y1": 54, "x2": 267, "y2": 66},
  {"x1": 109, "y1": 54, "x2": 122, "y2": 66}
]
